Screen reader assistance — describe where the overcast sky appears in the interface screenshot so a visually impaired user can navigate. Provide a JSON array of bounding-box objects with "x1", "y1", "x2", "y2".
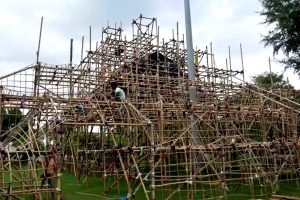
[{"x1": 0, "y1": 0, "x2": 299, "y2": 87}]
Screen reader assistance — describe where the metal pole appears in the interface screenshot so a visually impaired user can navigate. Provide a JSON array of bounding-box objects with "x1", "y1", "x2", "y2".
[
  {"x1": 184, "y1": 2, "x2": 197, "y2": 199},
  {"x1": 176, "y1": 22, "x2": 180, "y2": 78},
  {"x1": 240, "y1": 43, "x2": 245, "y2": 84},
  {"x1": 70, "y1": 38, "x2": 73, "y2": 64},
  {"x1": 81, "y1": 36, "x2": 84, "y2": 60},
  {"x1": 226, "y1": 58, "x2": 229, "y2": 85},
  {"x1": 206, "y1": 46, "x2": 210, "y2": 82},
  {"x1": 34, "y1": 17, "x2": 43, "y2": 97},
  {"x1": 89, "y1": 25, "x2": 92, "y2": 52},
  {"x1": 269, "y1": 57, "x2": 273, "y2": 88},
  {"x1": 184, "y1": 0, "x2": 196, "y2": 102},
  {"x1": 36, "y1": 16, "x2": 43, "y2": 64},
  {"x1": 228, "y1": 46, "x2": 232, "y2": 84},
  {"x1": 70, "y1": 39, "x2": 74, "y2": 98},
  {"x1": 210, "y1": 42, "x2": 214, "y2": 83}
]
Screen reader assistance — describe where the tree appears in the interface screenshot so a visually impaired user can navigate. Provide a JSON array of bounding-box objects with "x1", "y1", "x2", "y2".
[
  {"x1": 252, "y1": 72, "x2": 300, "y2": 103},
  {"x1": 252, "y1": 72, "x2": 292, "y2": 88},
  {"x1": 260, "y1": 0, "x2": 300, "y2": 73},
  {"x1": 1, "y1": 108, "x2": 23, "y2": 132}
]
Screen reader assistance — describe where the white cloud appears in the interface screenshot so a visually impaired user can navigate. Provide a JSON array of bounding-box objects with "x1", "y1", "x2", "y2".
[{"x1": 0, "y1": 0, "x2": 298, "y2": 88}]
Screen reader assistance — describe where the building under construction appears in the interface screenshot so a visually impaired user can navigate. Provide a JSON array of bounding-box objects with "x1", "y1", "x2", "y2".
[{"x1": 0, "y1": 15, "x2": 300, "y2": 200}]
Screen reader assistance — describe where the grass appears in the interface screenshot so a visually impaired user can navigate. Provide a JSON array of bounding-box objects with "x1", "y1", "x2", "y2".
[
  {"x1": 277, "y1": 179, "x2": 300, "y2": 197},
  {"x1": 61, "y1": 173, "x2": 122, "y2": 200},
  {"x1": 1, "y1": 168, "x2": 300, "y2": 200},
  {"x1": 60, "y1": 173, "x2": 300, "y2": 200}
]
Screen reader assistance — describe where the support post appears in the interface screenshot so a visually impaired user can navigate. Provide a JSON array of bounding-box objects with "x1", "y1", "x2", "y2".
[
  {"x1": 268, "y1": 57, "x2": 273, "y2": 89},
  {"x1": 228, "y1": 46, "x2": 232, "y2": 84},
  {"x1": 176, "y1": 22, "x2": 180, "y2": 78},
  {"x1": 149, "y1": 122, "x2": 156, "y2": 200},
  {"x1": 33, "y1": 17, "x2": 43, "y2": 152},
  {"x1": 240, "y1": 43, "x2": 245, "y2": 84},
  {"x1": 81, "y1": 36, "x2": 84, "y2": 61},
  {"x1": 34, "y1": 16, "x2": 43, "y2": 97},
  {"x1": 89, "y1": 25, "x2": 92, "y2": 52},
  {"x1": 184, "y1": 0, "x2": 196, "y2": 98},
  {"x1": 225, "y1": 58, "x2": 229, "y2": 86},
  {"x1": 184, "y1": 1, "x2": 197, "y2": 199},
  {"x1": 36, "y1": 16, "x2": 43, "y2": 64},
  {"x1": 56, "y1": 134, "x2": 62, "y2": 200},
  {"x1": 69, "y1": 39, "x2": 74, "y2": 98},
  {"x1": 206, "y1": 46, "x2": 210, "y2": 82},
  {"x1": 70, "y1": 38, "x2": 73, "y2": 64},
  {"x1": 210, "y1": 42, "x2": 214, "y2": 83}
]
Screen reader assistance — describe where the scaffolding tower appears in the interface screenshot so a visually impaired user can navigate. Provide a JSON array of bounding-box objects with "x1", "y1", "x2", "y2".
[{"x1": 0, "y1": 15, "x2": 300, "y2": 200}]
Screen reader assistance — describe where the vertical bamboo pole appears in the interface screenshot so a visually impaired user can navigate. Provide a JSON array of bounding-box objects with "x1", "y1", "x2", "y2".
[
  {"x1": 56, "y1": 134, "x2": 62, "y2": 200},
  {"x1": 7, "y1": 152, "x2": 12, "y2": 200},
  {"x1": 149, "y1": 121, "x2": 156, "y2": 200}
]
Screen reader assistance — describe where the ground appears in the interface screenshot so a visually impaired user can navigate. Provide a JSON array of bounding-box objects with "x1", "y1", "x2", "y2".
[{"x1": 60, "y1": 173, "x2": 300, "y2": 200}]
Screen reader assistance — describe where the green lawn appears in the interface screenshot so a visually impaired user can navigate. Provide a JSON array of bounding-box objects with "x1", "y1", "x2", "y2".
[
  {"x1": 61, "y1": 173, "x2": 121, "y2": 200},
  {"x1": 60, "y1": 173, "x2": 300, "y2": 200},
  {"x1": 1, "y1": 170, "x2": 299, "y2": 200}
]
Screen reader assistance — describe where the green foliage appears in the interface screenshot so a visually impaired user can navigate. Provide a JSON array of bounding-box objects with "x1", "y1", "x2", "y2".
[
  {"x1": 260, "y1": 0, "x2": 300, "y2": 73},
  {"x1": 1, "y1": 108, "x2": 23, "y2": 131},
  {"x1": 252, "y1": 72, "x2": 292, "y2": 88}
]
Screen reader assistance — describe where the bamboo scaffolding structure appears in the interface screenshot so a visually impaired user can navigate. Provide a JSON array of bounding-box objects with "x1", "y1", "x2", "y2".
[{"x1": 0, "y1": 14, "x2": 300, "y2": 200}]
